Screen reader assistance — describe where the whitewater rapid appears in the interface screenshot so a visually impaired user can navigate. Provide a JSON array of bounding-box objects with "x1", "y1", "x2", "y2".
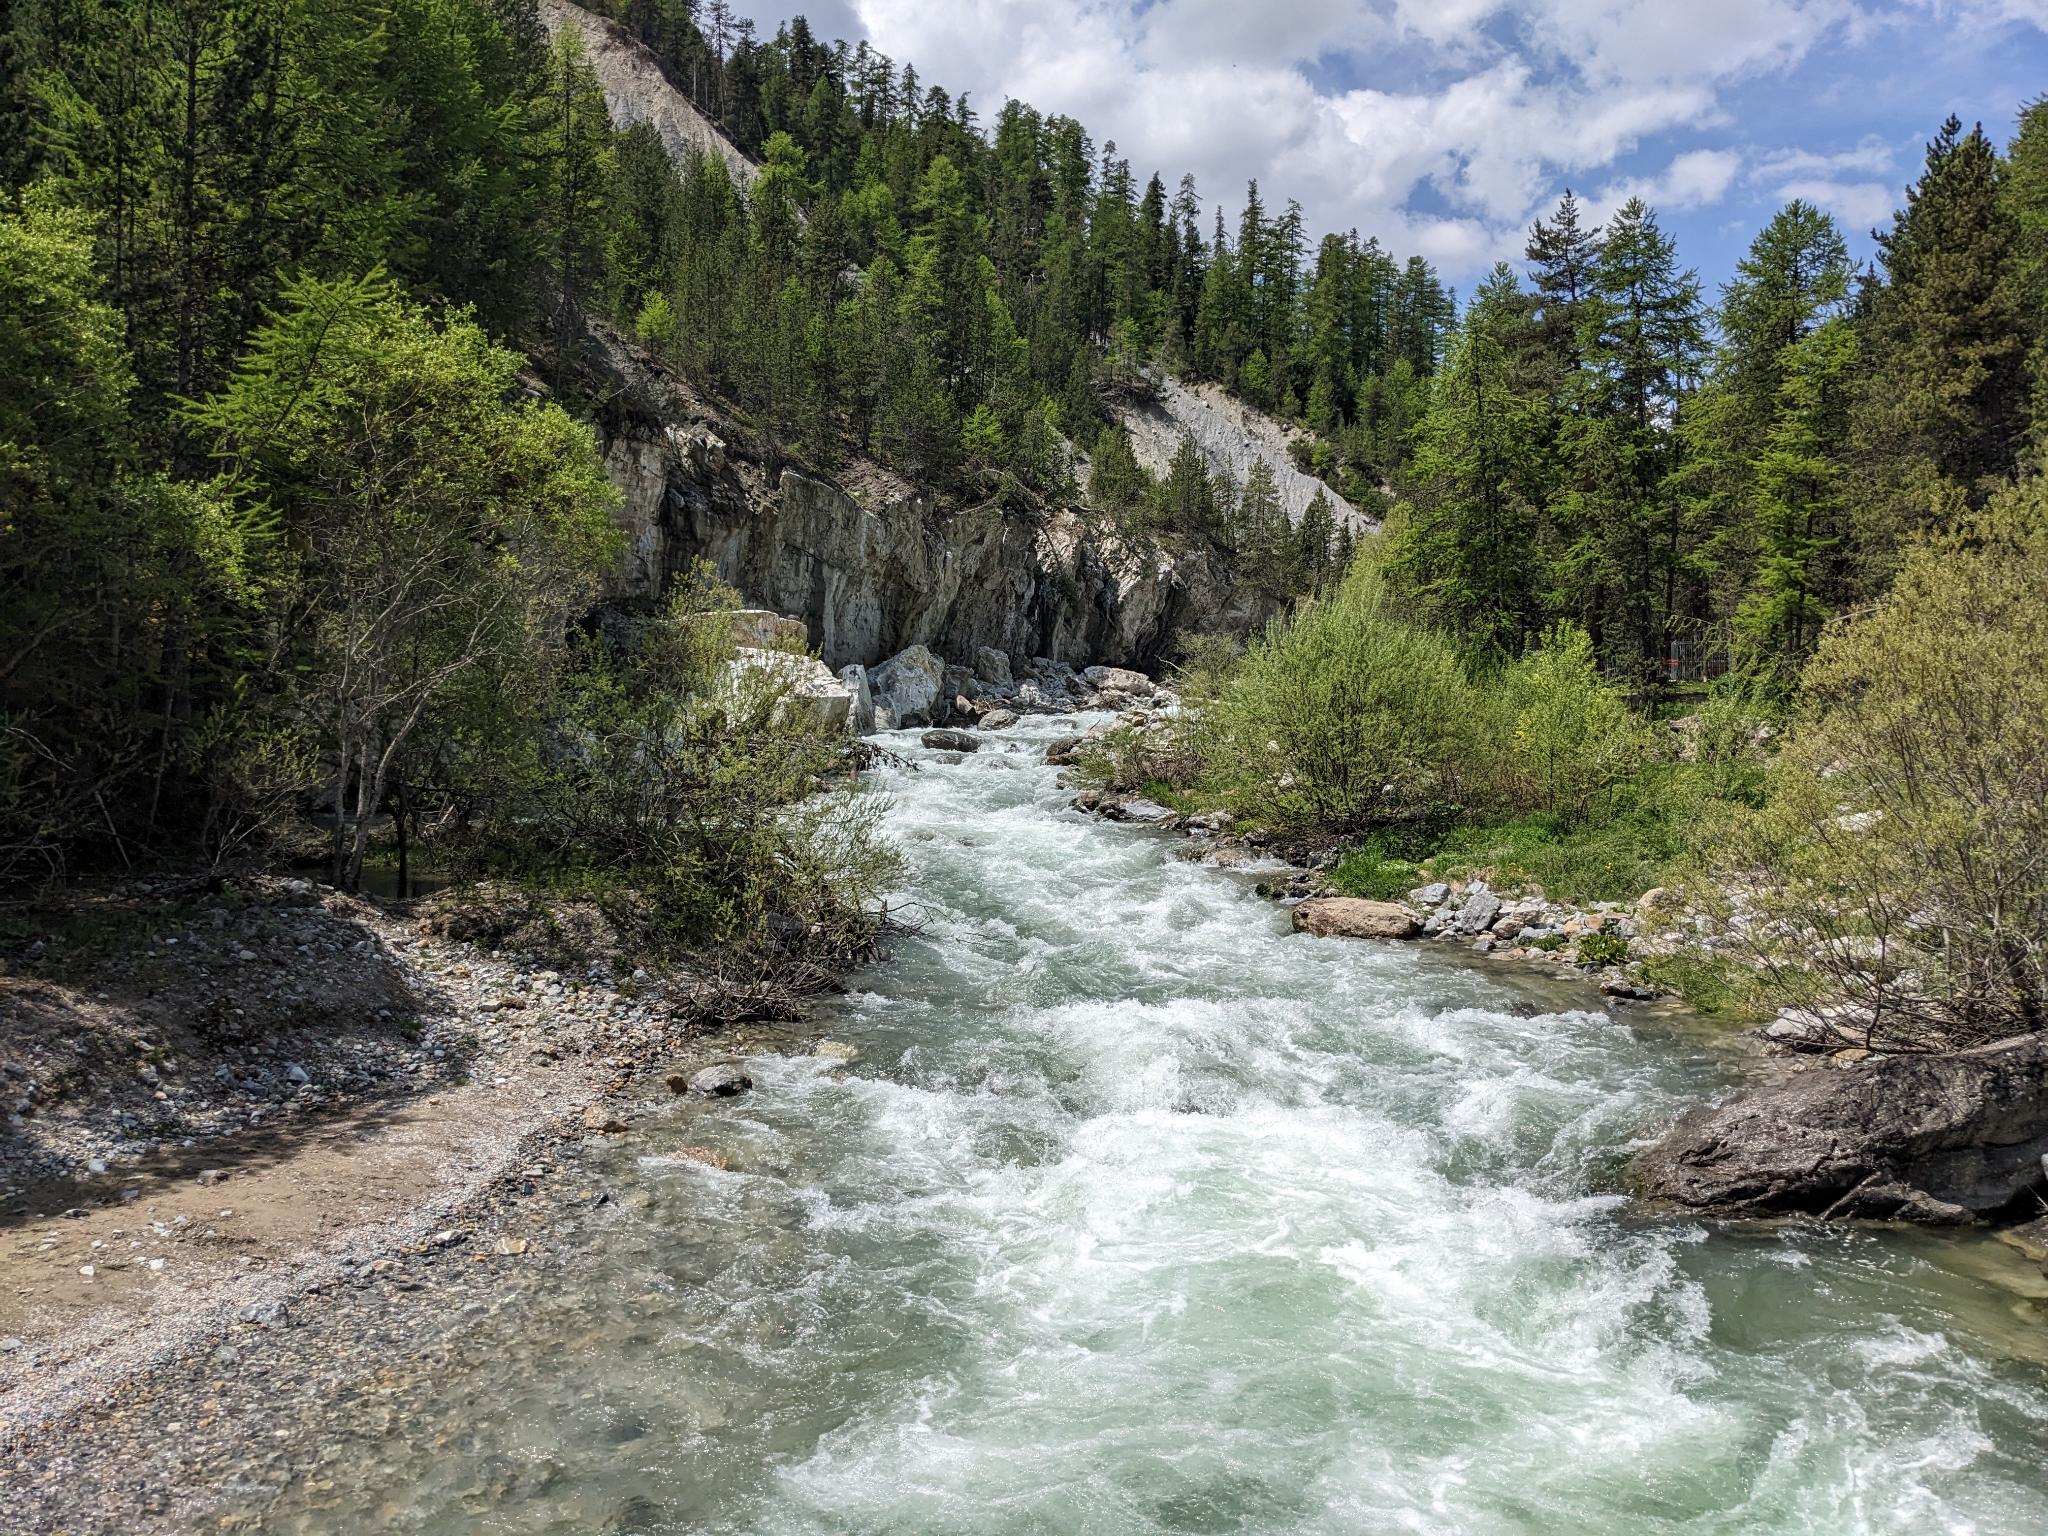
[{"x1": 272, "y1": 713, "x2": 2048, "y2": 1534}]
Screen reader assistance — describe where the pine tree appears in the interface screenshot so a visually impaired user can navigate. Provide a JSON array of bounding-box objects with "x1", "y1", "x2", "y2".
[
  {"x1": 1858, "y1": 117, "x2": 2027, "y2": 511},
  {"x1": 1393, "y1": 265, "x2": 1542, "y2": 659},
  {"x1": 1556, "y1": 198, "x2": 1706, "y2": 689},
  {"x1": 534, "y1": 26, "x2": 616, "y2": 344}
]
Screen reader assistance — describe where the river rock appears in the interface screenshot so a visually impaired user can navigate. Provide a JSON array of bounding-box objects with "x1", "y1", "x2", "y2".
[
  {"x1": 979, "y1": 710, "x2": 1020, "y2": 731},
  {"x1": 973, "y1": 646, "x2": 1014, "y2": 689},
  {"x1": 1292, "y1": 898, "x2": 1423, "y2": 941},
  {"x1": 725, "y1": 609, "x2": 809, "y2": 649},
  {"x1": 689, "y1": 1064, "x2": 753, "y2": 1099},
  {"x1": 724, "y1": 647, "x2": 853, "y2": 731},
  {"x1": 837, "y1": 663, "x2": 875, "y2": 733},
  {"x1": 1083, "y1": 664, "x2": 1154, "y2": 701},
  {"x1": 1408, "y1": 883, "x2": 1451, "y2": 907},
  {"x1": 1455, "y1": 891, "x2": 1503, "y2": 934},
  {"x1": 1634, "y1": 1029, "x2": 2048, "y2": 1223},
  {"x1": 870, "y1": 645, "x2": 945, "y2": 730},
  {"x1": 1044, "y1": 734, "x2": 1088, "y2": 765},
  {"x1": 921, "y1": 728, "x2": 980, "y2": 753}
]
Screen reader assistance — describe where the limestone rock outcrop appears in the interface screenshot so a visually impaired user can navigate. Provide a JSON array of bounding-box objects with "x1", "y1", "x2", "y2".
[{"x1": 582, "y1": 323, "x2": 1266, "y2": 678}]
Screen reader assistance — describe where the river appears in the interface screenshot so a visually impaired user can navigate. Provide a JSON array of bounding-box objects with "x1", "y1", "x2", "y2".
[{"x1": 265, "y1": 714, "x2": 2048, "y2": 1534}]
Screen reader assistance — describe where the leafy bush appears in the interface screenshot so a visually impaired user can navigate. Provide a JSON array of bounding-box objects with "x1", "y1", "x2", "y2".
[
  {"x1": 1576, "y1": 930, "x2": 1630, "y2": 967},
  {"x1": 467, "y1": 560, "x2": 902, "y2": 968},
  {"x1": 1636, "y1": 952, "x2": 1768, "y2": 1020},
  {"x1": 1497, "y1": 623, "x2": 1642, "y2": 824},
  {"x1": 1196, "y1": 560, "x2": 1484, "y2": 833},
  {"x1": 1703, "y1": 485, "x2": 2048, "y2": 1049},
  {"x1": 635, "y1": 290, "x2": 677, "y2": 346}
]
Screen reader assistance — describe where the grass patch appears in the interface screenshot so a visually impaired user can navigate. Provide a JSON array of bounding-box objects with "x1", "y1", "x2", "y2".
[
  {"x1": 1330, "y1": 836, "x2": 1427, "y2": 901},
  {"x1": 1423, "y1": 799, "x2": 1687, "y2": 906},
  {"x1": 1637, "y1": 952, "x2": 1771, "y2": 1020},
  {"x1": 1136, "y1": 779, "x2": 1208, "y2": 815}
]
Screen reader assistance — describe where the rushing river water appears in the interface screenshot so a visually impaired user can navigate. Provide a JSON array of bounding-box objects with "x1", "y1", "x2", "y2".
[{"x1": 268, "y1": 715, "x2": 2048, "y2": 1534}]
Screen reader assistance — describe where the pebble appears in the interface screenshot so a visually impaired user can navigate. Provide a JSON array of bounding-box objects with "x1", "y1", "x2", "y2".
[{"x1": 236, "y1": 1299, "x2": 289, "y2": 1329}]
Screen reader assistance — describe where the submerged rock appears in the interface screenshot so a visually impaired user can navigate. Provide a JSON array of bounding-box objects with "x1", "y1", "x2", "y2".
[
  {"x1": 1634, "y1": 1030, "x2": 2048, "y2": 1223},
  {"x1": 688, "y1": 1064, "x2": 753, "y2": 1099},
  {"x1": 1291, "y1": 898, "x2": 1423, "y2": 941}
]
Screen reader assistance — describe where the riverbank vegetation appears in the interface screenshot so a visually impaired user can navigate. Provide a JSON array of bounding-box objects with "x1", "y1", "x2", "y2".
[
  {"x1": 1077, "y1": 96, "x2": 2048, "y2": 1046},
  {"x1": 4, "y1": 1, "x2": 2046, "y2": 1030}
]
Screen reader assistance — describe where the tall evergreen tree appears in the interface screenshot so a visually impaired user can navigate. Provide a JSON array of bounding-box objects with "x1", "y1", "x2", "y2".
[{"x1": 1857, "y1": 117, "x2": 2027, "y2": 515}]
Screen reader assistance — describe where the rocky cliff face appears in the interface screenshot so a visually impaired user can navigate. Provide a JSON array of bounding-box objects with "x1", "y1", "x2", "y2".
[{"x1": 585, "y1": 326, "x2": 1263, "y2": 671}]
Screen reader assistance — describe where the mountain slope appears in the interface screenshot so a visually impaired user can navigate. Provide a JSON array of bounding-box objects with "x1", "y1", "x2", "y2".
[
  {"x1": 538, "y1": 0, "x2": 758, "y2": 187},
  {"x1": 1116, "y1": 377, "x2": 1374, "y2": 529}
]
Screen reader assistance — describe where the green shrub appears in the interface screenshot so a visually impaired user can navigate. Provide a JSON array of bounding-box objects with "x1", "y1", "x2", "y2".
[
  {"x1": 1576, "y1": 930, "x2": 1630, "y2": 967},
  {"x1": 1197, "y1": 559, "x2": 1483, "y2": 833},
  {"x1": 1703, "y1": 487, "x2": 2048, "y2": 1050},
  {"x1": 1497, "y1": 623, "x2": 1642, "y2": 824},
  {"x1": 1636, "y1": 952, "x2": 1769, "y2": 1020},
  {"x1": 635, "y1": 290, "x2": 677, "y2": 346}
]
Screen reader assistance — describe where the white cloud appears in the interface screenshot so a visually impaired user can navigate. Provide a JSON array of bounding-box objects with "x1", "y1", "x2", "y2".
[
  {"x1": 731, "y1": 0, "x2": 2045, "y2": 278},
  {"x1": 1583, "y1": 148, "x2": 1745, "y2": 227},
  {"x1": 1753, "y1": 135, "x2": 1899, "y2": 179},
  {"x1": 1769, "y1": 177, "x2": 1900, "y2": 227},
  {"x1": 1746, "y1": 135, "x2": 1902, "y2": 230}
]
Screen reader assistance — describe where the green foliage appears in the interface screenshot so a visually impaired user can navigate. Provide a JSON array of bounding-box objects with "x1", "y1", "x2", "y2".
[
  {"x1": 188, "y1": 271, "x2": 623, "y2": 888},
  {"x1": 1576, "y1": 930, "x2": 1630, "y2": 967},
  {"x1": 0, "y1": 193, "x2": 250, "y2": 876},
  {"x1": 636, "y1": 289, "x2": 678, "y2": 346},
  {"x1": 1423, "y1": 807, "x2": 1684, "y2": 908},
  {"x1": 1703, "y1": 482, "x2": 2048, "y2": 1049},
  {"x1": 1498, "y1": 624, "x2": 1642, "y2": 824},
  {"x1": 1330, "y1": 841, "x2": 1425, "y2": 901},
  {"x1": 1196, "y1": 558, "x2": 1482, "y2": 833},
  {"x1": 501, "y1": 561, "x2": 903, "y2": 960},
  {"x1": 1636, "y1": 952, "x2": 1767, "y2": 1020}
]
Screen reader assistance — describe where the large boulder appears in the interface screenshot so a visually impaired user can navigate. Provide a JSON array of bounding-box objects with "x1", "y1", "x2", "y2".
[
  {"x1": 1292, "y1": 897, "x2": 1423, "y2": 941},
  {"x1": 724, "y1": 647, "x2": 852, "y2": 731},
  {"x1": 920, "y1": 728, "x2": 980, "y2": 753},
  {"x1": 869, "y1": 644, "x2": 945, "y2": 729},
  {"x1": 1083, "y1": 664, "x2": 1155, "y2": 703},
  {"x1": 1634, "y1": 1030, "x2": 2048, "y2": 1223},
  {"x1": 1454, "y1": 890, "x2": 1503, "y2": 934},
  {"x1": 725, "y1": 609, "x2": 809, "y2": 649},
  {"x1": 974, "y1": 646, "x2": 1014, "y2": 689}
]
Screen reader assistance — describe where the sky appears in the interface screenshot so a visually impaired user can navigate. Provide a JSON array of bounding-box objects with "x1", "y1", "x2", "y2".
[{"x1": 729, "y1": 0, "x2": 2048, "y2": 295}]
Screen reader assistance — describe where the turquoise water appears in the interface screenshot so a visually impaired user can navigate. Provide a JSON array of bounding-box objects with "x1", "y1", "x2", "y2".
[{"x1": 266, "y1": 714, "x2": 2048, "y2": 1534}]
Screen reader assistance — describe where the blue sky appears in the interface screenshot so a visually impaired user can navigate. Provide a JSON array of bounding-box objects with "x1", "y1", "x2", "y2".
[{"x1": 733, "y1": 0, "x2": 2048, "y2": 298}]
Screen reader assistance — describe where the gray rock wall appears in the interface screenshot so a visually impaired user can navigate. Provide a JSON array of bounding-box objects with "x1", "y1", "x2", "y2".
[{"x1": 587, "y1": 331, "x2": 1265, "y2": 672}]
